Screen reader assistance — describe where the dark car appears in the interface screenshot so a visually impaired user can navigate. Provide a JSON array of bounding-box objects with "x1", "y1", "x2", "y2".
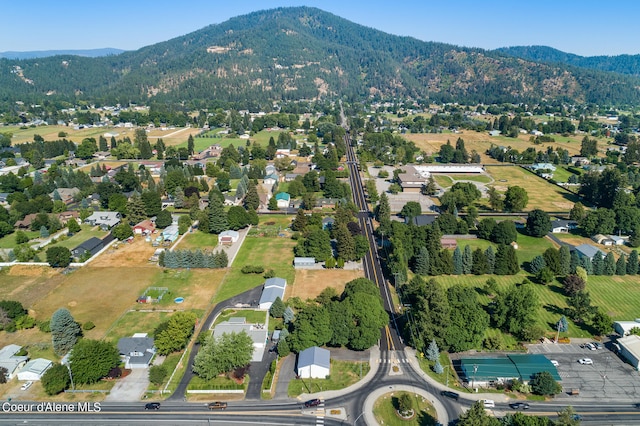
[
  {"x1": 304, "y1": 398, "x2": 322, "y2": 408},
  {"x1": 144, "y1": 402, "x2": 161, "y2": 410},
  {"x1": 208, "y1": 401, "x2": 227, "y2": 410},
  {"x1": 509, "y1": 402, "x2": 530, "y2": 410},
  {"x1": 440, "y1": 391, "x2": 460, "y2": 401}
]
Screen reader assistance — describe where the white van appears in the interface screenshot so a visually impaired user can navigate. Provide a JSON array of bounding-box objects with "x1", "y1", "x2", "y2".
[{"x1": 481, "y1": 399, "x2": 495, "y2": 408}]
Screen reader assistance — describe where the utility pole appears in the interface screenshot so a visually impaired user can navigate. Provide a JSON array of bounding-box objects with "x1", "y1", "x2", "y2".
[{"x1": 65, "y1": 362, "x2": 75, "y2": 391}]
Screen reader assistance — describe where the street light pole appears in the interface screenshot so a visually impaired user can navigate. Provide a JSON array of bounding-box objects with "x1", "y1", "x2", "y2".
[{"x1": 65, "y1": 363, "x2": 75, "y2": 391}]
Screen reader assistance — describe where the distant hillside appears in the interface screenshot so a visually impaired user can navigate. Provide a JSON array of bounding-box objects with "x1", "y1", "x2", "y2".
[
  {"x1": 0, "y1": 48, "x2": 126, "y2": 60},
  {"x1": 1, "y1": 7, "x2": 640, "y2": 109},
  {"x1": 497, "y1": 45, "x2": 640, "y2": 77}
]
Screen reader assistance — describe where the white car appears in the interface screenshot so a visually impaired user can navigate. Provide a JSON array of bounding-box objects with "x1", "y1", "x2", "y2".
[
  {"x1": 481, "y1": 399, "x2": 495, "y2": 408},
  {"x1": 20, "y1": 381, "x2": 33, "y2": 391},
  {"x1": 579, "y1": 358, "x2": 593, "y2": 365},
  {"x1": 550, "y1": 360, "x2": 559, "y2": 367}
]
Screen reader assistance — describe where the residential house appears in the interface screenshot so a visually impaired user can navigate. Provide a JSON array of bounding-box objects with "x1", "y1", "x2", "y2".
[
  {"x1": 608, "y1": 235, "x2": 628, "y2": 246},
  {"x1": 573, "y1": 244, "x2": 606, "y2": 260},
  {"x1": 297, "y1": 346, "x2": 330, "y2": 379},
  {"x1": 0, "y1": 344, "x2": 28, "y2": 380},
  {"x1": 85, "y1": 211, "x2": 121, "y2": 229},
  {"x1": 263, "y1": 173, "x2": 279, "y2": 185},
  {"x1": 133, "y1": 219, "x2": 156, "y2": 235},
  {"x1": 275, "y1": 192, "x2": 291, "y2": 209},
  {"x1": 93, "y1": 151, "x2": 111, "y2": 160},
  {"x1": 193, "y1": 144, "x2": 222, "y2": 160},
  {"x1": 275, "y1": 149, "x2": 291, "y2": 158},
  {"x1": 58, "y1": 211, "x2": 80, "y2": 225},
  {"x1": 530, "y1": 163, "x2": 556, "y2": 172},
  {"x1": 550, "y1": 219, "x2": 578, "y2": 233},
  {"x1": 258, "y1": 277, "x2": 287, "y2": 310},
  {"x1": 71, "y1": 237, "x2": 105, "y2": 258},
  {"x1": 321, "y1": 217, "x2": 335, "y2": 230},
  {"x1": 117, "y1": 333, "x2": 156, "y2": 368},
  {"x1": 571, "y1": 156, "x2": 590, "y2": 166},
  {"x1": 284, "y1": 173, "x2": 300, "y2": 182},
  {"x1": 15, "y1": 213, "x2": 38, "y2": 229},
  {"x1": 407, "y1": 214, "x2": 439, "y2": 227},
  {"x1": 17, "y1": 358, "x2": 53, "y2": 381},
  {"x1": 224, "y1": 195, "x2": 239, "y2": 206},
  {"x1": 213, "y1": 317, "x2": 268, "y2": 362},
  {"x1": 488, "y1": 130, "x2": 501, "y2": 137},
  {"x1": 315, "y1": 198, "x2": 339, "y2": 209},
  {"x1": 218, "y1": 230, "x2": 239, "y2": 245},
  {"x1": 51, "y1": 187, "x2": 80, "y2": 205},
  {"x1": 265, "y1": 164, "x2": 277, "y2": 176},
  {"x1": 294, "y1": 257, "x2": 315, "y2": 269},
  {"x1": 0, "y1": 193, "x2": 9, "y2": 206}
]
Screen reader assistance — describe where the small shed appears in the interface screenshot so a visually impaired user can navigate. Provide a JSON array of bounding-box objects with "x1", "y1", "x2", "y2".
[
  {"x1": 162, "y1": 225, "x2": 179, "y2": 242},
  {"x1": 297, "y1": 346, "x2": 330, "y2": 379},
  {"x1": 218, "y1": 230, "x2": 240, "y2": 245},
  {"x1": 294, "y1": 257, "x2": 315, "y2": 269},
  {"x1": 275, "y1": 192, "x2": 291, "y2": 209},
  {"x1": 17, "y1": 358, "x2": 53, "y2": 381},
  {"x1": 259, "y1": 277, "x2": 287, "y2": 310},
  {"x1": 440, "y1": 238, "x2": 457, "y2": 249}
]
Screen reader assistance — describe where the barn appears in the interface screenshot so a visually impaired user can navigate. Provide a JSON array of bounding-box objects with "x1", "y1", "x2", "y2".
[{"x1": 297, "y1": 346, "x2": 330, "y2": 379}]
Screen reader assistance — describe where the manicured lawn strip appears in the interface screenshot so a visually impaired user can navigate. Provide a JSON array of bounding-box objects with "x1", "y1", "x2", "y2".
[
  {"x1": 256, "y1": 214, "x2": 294, "y2": 228},
  {"x1": 433, "y1": 175, "x2": 453, "y2": 188},
  {"x1": 287, "y1": 360, "x2": 370, "y2": 397},
  {"x1": 104, "y1": 310, "x2": 171, "y2": 342},
  {"x1": 452, "y1": 234, "x2": 554, "y2": 264},
  {"x1": 213, "y1": 237, "x2": 296, "y2": 303},
  {"x1": 213, "y1": 309, "x2": 268, "y2": 327},
  {"x1": 187, "y1": 375, "x2": 246, "y2": 390},
  {"x1": 417, "y1": 353, "x2": 467, "y2": 392},
  {"x1": 550, "y1": 167, "x2": 576, "y2": 183},
  {"x1": 165, "y1": 347, "x2": 190, "y2": 393},
  {"x1": 189, "y1": 131, "x2": 245, "y2": 151},
  {"x1": 373, "y1": 391, "x2": 438, "y2": 426},
  {"x1": 485, "y1": 166, "x2": 577, "y2": 212},
  {"x1": 446, "y1": 173, "x2": 492, "y2": 183},
  {"x1": 147, "y1": 351, "x2": 182, "y2": 392},
  {"x1": 175, "y1": 232, "x2": 220, "y2": 250}
]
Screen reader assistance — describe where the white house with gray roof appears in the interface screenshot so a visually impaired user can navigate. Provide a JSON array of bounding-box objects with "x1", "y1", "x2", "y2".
[
  {"x1": 259, "y1": 277, "x2": 287, "y2": 310},
  {"x1": 84, "y1": 211, "x2": 121, "y2": 229},
  {"x1": 297, "y1": 346, "x2": 330, "y2": 378},
  {"x1": 213, "y1": 317, "x2": 268, "y2": 362},
  {"x1": 117, "y1": 333, "x2": 156, "y2": 368},
  {"x1": 17, "y1": 358, "x2": 53, "y2": 381}
]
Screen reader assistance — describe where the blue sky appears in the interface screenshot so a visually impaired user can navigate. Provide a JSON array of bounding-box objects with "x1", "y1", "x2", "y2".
[{"x1": 2, "y1": 0, "x2": 639, "y2": 56}]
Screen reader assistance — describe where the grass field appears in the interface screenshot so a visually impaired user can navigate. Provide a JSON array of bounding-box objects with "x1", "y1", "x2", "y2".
[
  {"x1": 485, "y1": 166, "x2": 577, "y2": 212},
  {"x1": 45, "y1": 225, "x2": 108, "y2": 251},
  {"x1": 103, "y1": 310, "x2": 172, "y2": 342},
  {"x1": 373, "y1": 391, "x2": 438, "y2": 426},
  {"x1": 289, "y1": 269, "x2": 364, "y2": 301},
  {"x1": 0, "y1": 230, "x2": 39, "y2": 248},
  {"x1": 287, "y1": 359, "x2": 370, "y2": 397},
  {"x1": 550, "y1": 166, "x2": 580, "y2": 183},
  {"x1": 453, "y1": 233, "x2": 555, "y2": 265},
  {"x1": 213, "y1": 236, "x2": 296, "y2": 303},
  {"x1": 175, "y1": 232, "x2": 220, "y2": 250},
  {"x1": 213, "y1": 309, "x2": 268, "y2": 327}
]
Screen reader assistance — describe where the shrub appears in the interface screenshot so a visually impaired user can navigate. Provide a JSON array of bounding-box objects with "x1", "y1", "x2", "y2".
[
  {"x1": 39, "y1": 320, "x2": 51, "y2": 333},
  {"x1": 263, "y1": 269, "x2": 275, "y2": 279},
  {"x1": 82, "y1": 321, "x2": 95, "y2": 331},
  {"x1": 41, "y1": 364, "x2": 70, "y2": 395},
  {"x1": 241, "y1": 265, "x2": 265, "y2": 274},
  {"x1": 149, "y1": 365, "x2": 168, "y2": 385}
]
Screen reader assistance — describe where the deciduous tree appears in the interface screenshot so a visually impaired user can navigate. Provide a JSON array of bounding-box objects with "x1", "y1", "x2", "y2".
[{"x1": 69, "y1": 339, "x2": 120, "y2": 384}]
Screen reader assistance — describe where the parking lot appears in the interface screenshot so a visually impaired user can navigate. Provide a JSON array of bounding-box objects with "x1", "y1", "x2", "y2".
[{"x1": 527, "y1": 340, "x2": 640, "y2": 401}]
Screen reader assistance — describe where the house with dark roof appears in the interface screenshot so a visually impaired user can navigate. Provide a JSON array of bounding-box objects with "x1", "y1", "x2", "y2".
[
  {"x1": 550, "y1": 219, "x2": 578, "y2": 233},
  {"x1": 407, "y1": 214, "x2": 439, "y2": 226},
  {"x1": 297, "y1": 346, "x2": 330, "y2": 378},
  {"x1": 117, "y1": 333, "x2": 156, "y2": 368},
  {"x1": 71, "y1": 237, "x2": 105, "y2": 258}
]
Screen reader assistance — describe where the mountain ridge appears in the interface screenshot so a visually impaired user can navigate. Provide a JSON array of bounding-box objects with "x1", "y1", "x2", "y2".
[
  {"x1": 0, "y1": 48, "x2": 126, "y2": 60},
  {"x1": 1, "y1": 7, "x2": 639, "y2": 108}
]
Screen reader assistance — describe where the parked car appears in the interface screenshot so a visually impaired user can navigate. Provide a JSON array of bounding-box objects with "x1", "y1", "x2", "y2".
[
  {"x1": 550, "y1": 360, "x2": 559, "y2": 367},
  {"x1": 592, "y1": 342, "x2": 603, "y2": 350},
  {"x1": 144, "y1": 402, "x2": 161, "y2": 410},
  {"x1": 304, "y1": 399, "x2": 322, "y2": 408},
  {"x1": 509, "y1": 402, "x2": 530, "y2": 410},
  {"x1": 20, "y1": 381, "x2": 33, "y2": 391},
  {"x1": 481, "y1": 399, "x2": 495, "y2": 408},
  {"x1": 440, "y1": 391, "x2": 460, "y2": 401},
  {"x1": 208, "y1": 402, "x2": 227, "y2": 410},
  {"x1": 579, "y1": 358, "x2": 594, "y2": 365}
]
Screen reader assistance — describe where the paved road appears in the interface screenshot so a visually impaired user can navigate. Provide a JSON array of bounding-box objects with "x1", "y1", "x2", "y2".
[{"x1": 169, "y1": 285, "x2": 263, "y2": 401}]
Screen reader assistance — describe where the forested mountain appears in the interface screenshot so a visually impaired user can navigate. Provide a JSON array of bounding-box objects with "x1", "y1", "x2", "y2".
[
  {"x1": 0, "y1": 48, "x2": 126, "y2": 60},
  {"x1": 2, "y1": 7, "x2": 640, "y2": 110},
  {"x1": 497, "y1": 45, "x2": 640, "y2": 77}
]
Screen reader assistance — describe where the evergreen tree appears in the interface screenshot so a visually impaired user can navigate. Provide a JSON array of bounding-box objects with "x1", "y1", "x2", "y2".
[
  {"x1": 580, "y1": 256, "x2": 593, "y2": 275},
  {"x1": 335, "y1": 223, "x2": 356, "y2": 261},
  {"x1": 616, "y1": 255, "x2": 627, "y2": 275},
  {"x1": 244, "y1": 181, "x2": 260, "y2": 211},
  {"x1": 627, "y1": 250, "x2": 639, "y2": 275},
  {"x1": 603, "y1": 252, "x2": 616, "y2": 275},
  {"x1": 592, "y1": 252, "x2": 603, "y2": 275},
  {"x1": 452, "y1": 246, "x2": 463, "y2": 275},
  {"x1": 187, "y1": 134, "x2": 195, "y2": 155},
  {"x1": 40, "y1": 225, "x2": 49, "y2": 238},
  {"x1": 494, "y1": 244, "x2": 519, "y2": 275},
  {"x1": 376, "y1": 192, "x2": 391, "y2": 234},
  {"x1": 433, "y1": 359, "x2": 444, "y2": 374},
  {"x1": 462, "y1": 245, "x2": 473, "y2": 274},
  {"x1": 471, "y1": 249, "x2": 487, "y2": 275},
  {"x1": 414, "y1": 247, "x2": 430, "y2": 275},
  {"x1": 484, "y1": 246, "x2": 495, "y2": 274},
  {"x1": 570, "y1": 250, "x2": 580, "y2": 274},
  {"x1": 529, "y1": 255, "x2": 546, "y2": 274},
  {"x1": 208, "y1": 197, "x2": 228, "y2": 234},
  {"x1": 50, "y1": 308, "x2": 81, "y2": 356},
  {"x1": 126, "y1": 193, "x2": 147, "y2": 225},
  {"x1": 426, "y1": 339, "x2": 439, "y2": 361},
  {"x1": 269, "y1": 297, "x2": 285, "y2": 318},
  {"x1": 267, "y1": 195, "x2": 278, "y2": 211},
  {"x1": 215, "y1": 250, "x2": 229, "y2": 267},
  {"x1": 559, "y1": 245, "x2": 571, "y2": 276}
]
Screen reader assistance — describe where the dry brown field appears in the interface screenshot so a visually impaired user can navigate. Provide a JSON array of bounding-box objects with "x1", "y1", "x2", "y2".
[
  {"x1": 287, "y1": 269, "x2": 364, "y2": 301},
  {"x1": 404, "y1": 130, "x2": 584, "y2": 163}
]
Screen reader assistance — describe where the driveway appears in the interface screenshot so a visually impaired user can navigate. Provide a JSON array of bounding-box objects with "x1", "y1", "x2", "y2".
[
  {"x1": 104, "y1": 368, "x2": 149, "y2": 402},
  {"x1": 273, "y1": 354, "x2": 296, "y2": 400}
]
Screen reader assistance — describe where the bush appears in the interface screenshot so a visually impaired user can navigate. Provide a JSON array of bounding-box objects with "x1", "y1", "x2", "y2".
[
  {"x1": 39, "y1": 320, "x2": 51, "y2": 333},
  {"x1": 241, "y1": 265, "x2": 264, "y2": 274},
  {"x1": 149, "y1": 365, "x2": 168, "y2": 385},
  {"x1": 15, "y1": 315, "x2": 36, "y2": 330},
  {"x1": 82, "y1": 321, "x2": 95, "y2": 331},
  {"x1": 263, "y1": 269, "x2": 275, "y2": 279},
  {"x1": 41, "y1": 364, "x2": 70, "y2": 395}
]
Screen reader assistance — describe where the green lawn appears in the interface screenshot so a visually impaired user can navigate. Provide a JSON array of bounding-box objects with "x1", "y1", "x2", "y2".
[
  {"x1": 187, "y1": 374, "x2": 246, "y2": 391},
  {"x1": 550, "y1": 167, "x2": 577, "y2": 183},
  {"x1": 213, "y1": 236, "x2": 296, "y2": 303},
  {"x1": 104, "y1": 310, "x2": 172, "y2": 342},
  {"x1": 188, "y1": 129, "x2": 246, "y2": 152},
  {"x1": 147, "y1": 351, "x2": 183, "y2": 392},
  {"x1": 0, "y1": 230, "x2": 39, "y2": 249},
  {"x1": 175, "y1": 232, "x2": 220, "y2": 250},
  {"x1": 373, "y1": 391, "x2": 438, "y2": 426},
  {"x1": 433, "y1": 175, "x2": 453, "y2": 188},
  {"x1": 213, "y1": 309, "x2": 268, "y2": 327},
  {"x1": 453, "y1": 233, "x2": 554, "y2": 265},
  {"x1": 287, "y1": 360, "x2": 370, "y2": 397},
  {"x1": 45, "y1": 225, "x2": 108, "y2": 251}
]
